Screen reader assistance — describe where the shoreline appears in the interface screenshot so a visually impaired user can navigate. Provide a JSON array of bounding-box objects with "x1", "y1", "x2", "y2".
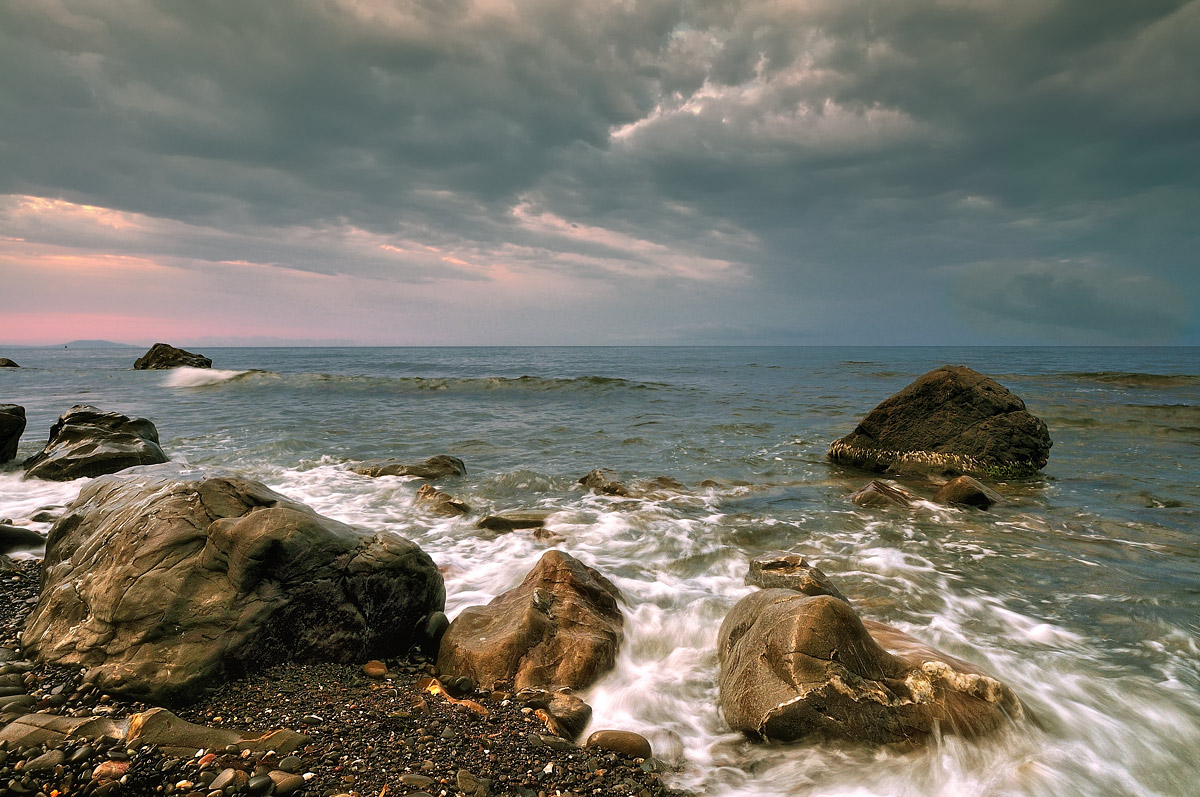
[{"x1": 1, "y1": 559, "x2": 689, "y2": 797}]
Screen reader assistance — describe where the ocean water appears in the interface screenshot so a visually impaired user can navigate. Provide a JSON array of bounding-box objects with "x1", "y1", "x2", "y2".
[{"x1": 2, "y1": 346, "x2": 1199, "y2": 796}]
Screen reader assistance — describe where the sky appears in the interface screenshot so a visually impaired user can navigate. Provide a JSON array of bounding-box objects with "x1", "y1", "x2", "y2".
[{"x1": 1, "y1": 0, "x2": 1197, "y2": 346}]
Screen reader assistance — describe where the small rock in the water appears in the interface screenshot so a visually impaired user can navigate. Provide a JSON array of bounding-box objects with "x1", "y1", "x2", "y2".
[
  {"x1": 934, "y1": 475, "x2": 1002, "y2": 509},
  {"x1": 745, "y1": 551, "x2": 848, "y2": 603},
  {"x1": 352, "y1": 454, "x2": 466, "y2": 479},
  {"x1": 362, "y1": 660, "x2": 389, "y2": 679},
  {"x1": 476, "y1": 510, "x2": 553, "y2": 532},
  {"x1": 133, "y1": 343, "x2": 213, "y2": 370},
  {"x1": 415, "y1": 483, "x2": 471, "y2": 515},
  {"x1": 850, "y1": 480, "x2": 917, "y2": 507},
  {"x1": 578, "y1": 468, "x2": 632, "y2": 497}
]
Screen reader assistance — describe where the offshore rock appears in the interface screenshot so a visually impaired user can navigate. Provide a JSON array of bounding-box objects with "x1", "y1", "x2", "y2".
[
  {"x1": 850, "y1": 480, "x2": 918, "y2": 507},
  {"x1": 477, "y1": 510, "x2": 553, "y2": 533},
  {"x1": 829, "y1": 365, "x2": 1051, "y2": 478},
  {"x1": 133, "y1": 342, "x2": 212, "y2": 370},
  {"x1": 718, "y1": 590, "x2": 1023, "y2": 744},
  {"x1": 353, "y1": 454, "x2": 466, "y2": 479},
  {"x1": 22, "y1": 404, "x2": 168, "y2": 480},
  {"x1": 0, "y1": 358, "x2": 19, "y2": 367},
  {"x1": 934, "y1": 475, "x2": 1002, "y2": 509},
  {"x1": 578, "y1": 468, "x2": 632, "y2": 497},
  {"x1": 23, "y1": 473, "x2": 445, "y2": 705},
  {"x1": 0, "y1": 403, "x2": 25, "y2": 462},
  {"x1": 745, "y1": 552, "x2": 848, "y2": 603},
  {"x1": 415, "y1": 483, "x2": 470, "y2": 516},
  {"x1": 438, "y1": 550, "x2": 623, "y2": 691}
]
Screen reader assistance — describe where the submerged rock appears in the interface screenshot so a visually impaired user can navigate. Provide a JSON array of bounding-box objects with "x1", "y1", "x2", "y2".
[
  {"x1": 23, "y1": 473, "x2": 444, "y2": 705},
  {"x1": 22, "y1": 404, "x2": 168, "y2": 481},
  {"x1": 934, "y1": 475, "x2": 1002, "y2": 509},
  {"x1": 829, "y1": 365, "x2": 1051, "y2": 478},
  {"x1": 133, "y1": 342, "x2": 212, "y2": 370},
  {"x1": 850, "y1": 480, "x2": 918, "y2": 507},
  {"x1": 0, "y1": 403, "x2": 25, "y2": 463},
  {"x1": 578, "y1": 468, "x2": 632, "y2": 497},
  {"x1": 353, "y1": 454, "x2": 466, "y2": 479},
  {"x1": 718, "y1": 590, "x2": 1024, "y2": 744},
  {"x1": 415, "y1": 483, "x2": 470, "y2": 515},
  {"x1": 745, "y1": 552, "x2": 848, "y2": 603},
  {"x1": 476, "y1": 510, "x2": 553, "y2": 532},
  {"x1": 438, "y1": 550, "x2": 623, "y2": 692}
]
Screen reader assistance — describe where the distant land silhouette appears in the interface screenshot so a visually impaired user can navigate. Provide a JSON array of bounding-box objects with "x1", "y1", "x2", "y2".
[{"x1": 61, "y1": 340, "x2": 140, "y2": 349}]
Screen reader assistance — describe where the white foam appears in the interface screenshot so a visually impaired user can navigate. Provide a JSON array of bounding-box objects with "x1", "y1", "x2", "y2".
[{"x1": 162, "y1": 367, "x2": 249, "y2": 388}]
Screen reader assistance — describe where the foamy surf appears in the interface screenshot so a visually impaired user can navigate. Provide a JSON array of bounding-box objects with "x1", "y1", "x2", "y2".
[{"x1": 162, "y1": 367, "x2": 251, "y2": 387}]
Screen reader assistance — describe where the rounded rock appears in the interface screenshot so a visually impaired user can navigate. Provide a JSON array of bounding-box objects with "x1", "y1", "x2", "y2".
[{"x1": 584, "y1": 730, "x2": 653, "y2": 760}]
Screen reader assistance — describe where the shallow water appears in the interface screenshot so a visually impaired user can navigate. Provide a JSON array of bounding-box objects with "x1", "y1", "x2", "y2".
[{"x1": 2, "y1": 346, "x2": 1199, "y2": 796}]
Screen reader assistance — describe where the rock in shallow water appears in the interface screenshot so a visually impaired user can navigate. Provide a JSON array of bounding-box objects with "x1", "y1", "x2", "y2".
[
  {"x1": 22, "y1": 473, "x2": 445, "y2": 705},
  {"x1": 745, "y1": 552, "x2": 848, "y2": 603},
  {"x1": 438, "y1": 550, "x2": 623, "y2": 692},
  {"x1": 352, "y1": 454, "x2": 466, "y2": 479},
  {"x1": 829, "y1": 365, "x2": 1052, "y2": 478},
  {"x1": 0, "y1": 404, "x2": 25, "y2": 463},
  {"x1": 934, "y1": 475, "x2": 1002, "y2": 509},
  {"x1": 718, "y1": 590, "x2": 1024, "y2": 744},
  {"x1": 22, "y1": 404, "x2": 168, "y2": 481}
]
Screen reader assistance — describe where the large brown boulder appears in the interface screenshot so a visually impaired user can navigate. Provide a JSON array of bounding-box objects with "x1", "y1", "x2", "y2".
[
  {"x1": 437, "y1": 550, "x2": 623, "y2": 691},
  {"x1": 22, "y1": 405, "x2": 168, "y2": 481},
  {"x1": 718, "y1": 590, "x2": 1024, "y2": 744},
  {"x1": 22, "y1": 474, "x2": 444, "y2": 705},
  {"x1": 0, "y1": 404, "x2": 25, "y2": 463},
  {"x1": 829, "y1": 365, "x2": 1051, "y2": 478},
  {"x1": 133, "y1": 343, "x2": 212, "y2": 370}
]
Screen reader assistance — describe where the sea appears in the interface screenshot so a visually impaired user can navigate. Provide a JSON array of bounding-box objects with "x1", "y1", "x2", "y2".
[{"x1": 2, "y1": 346, "x2": 1198, "y2": 797}]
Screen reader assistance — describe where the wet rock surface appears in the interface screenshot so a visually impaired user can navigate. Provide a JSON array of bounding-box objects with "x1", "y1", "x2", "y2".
[
  {"x1": 22, "y1": 405, "x2": 168, "y2": 481},
  {"x1": 0, "y1": 524, "x2": 44, "y2": 554},
  {"x1": 23, "y1": 474, "x2": 444, "y2": 705},
  {"x1": 133, "y1": 343, "x2": 212, "y2": 370},
  {"x1": 849, "y1": 480, "x2": 918, "y2": 507},
  {"x1": 0, "y1": 404, "x2": 25, "y2": 463},
  {"x1": 438, "y1": 550, "x2": 624, "y2": 691},
  {"x1": 829, "y1": 365, "x2": 1052, "y2": 477},
  {"x1": 934, "y1": 475, "x2": 1002, "y2": 509},
  {"x1": 718, "y1": 589, "x2": 1024, "y2": 744},
  {"x1": 352, "y1": 455, "x2": 466, "y2": 480},
  {"x1": 414, "y1": 483, "x2": 470, "y2": 516}
]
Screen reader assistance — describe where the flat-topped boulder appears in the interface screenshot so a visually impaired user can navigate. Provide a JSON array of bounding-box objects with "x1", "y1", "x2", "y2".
[
  {"x1": 133, "y1": 342, "x2": 212, "y2": 370},
  {"x1": 745, "y1": 552, "x2": 848, "y2": 603},
  {"x1": 22, "y1": 404, "x2": 168, "y2": 481},
  {"x1": 0, "y1": 358, "x2": 19, "y2": 368},
  {"x1": 352, "y1": 454, "x2": 466, "y2": 479},
  {"x1": 0, "y1": 403, "x2": 25, "y2": 462},
  {"x1": 718, "y1": 590, "x2": 1024, "y2": 744},
  {"x1": 477, "y1": 510, "x2": 553, "y2": 533},
  {"x1": 829, "y1": 365, "x2": 1052, "y2": 478},
  {"x1": 438, "y1": 550, "x2": 623, "y2": 692},
  {"x1": 23, "y1": 473, "x2": 444, "y2": 705}
]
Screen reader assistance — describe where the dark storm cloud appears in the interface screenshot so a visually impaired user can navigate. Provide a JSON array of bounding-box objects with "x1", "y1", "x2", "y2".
[{"x1": 1, "y1": 0, "x2": 1196, "y2": 342}]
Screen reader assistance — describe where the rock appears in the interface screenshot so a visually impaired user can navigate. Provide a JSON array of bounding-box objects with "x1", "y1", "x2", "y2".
[
  {"x1": 476, "y1": 510, "x2": 553, "y2": 533},
  {"x1": 829, "y1": 365, "x2": 1052, "y2": 478},
  {"x1": 850, "y1": 480, "x2": 918, "y2": 507},
  {"x1": 438, "y1": 550, "x2": 623, "y2": 692},
  {"x1": 415, "y1": 483, "x2": 470, "y2": 515},
  {"x1": 0, "y1": 358, "x2": 19, "y2": 367},
  {"x1": 413, "y1": 611, "x2": 449, "y2": 658},
  {"x1": 126, "y1": 707, "x2": 311, "y2": 755},
  {"x1": 578, "y1": 468, "x2": 632, "y2": 496},
  {"x1": 23, "y1": 473, "x2": 445, "y2": 705},
  {"x1": 22, "y1": 404, "x2": 168, "y2": 481},
  {"x1": 934, "y1": 475, "x2": 1002, "y2": 509},
  {"x1": 457, "y1": 769, "x2": 492, "y2": 797},
  {"x1": 718, "y1": 589, "x2": 1024, "y2": 744},
  {"x1": 0, "y1": 712, "x2": 122, "y2": 749},
  {"x1": 21, "y1": 748, "x2": 65, "y2": 773},
  {"x1": 584, "y1": 730, "x2": 652, "y2": 759},
  {"x1": 352, "y1": 454, "x2": 466, "y2": 479},
  {"x1": 745, "y1": 552, "x2": 848, "y2": 603},
  {"x1": 208, "y1": 768, "x2": 246, "y2": 791},
  {"x1": 133, "y1": 342, "x2": 212, "y2": 370},
  {"x1": 92, "y1": 760, "x2": 130, "y2": 780},
  {"x1": 513, "y1": 689, "x2": 592, "y2": 741},
  {"x1": 0, "y1": 524, "x2": 43, "y2": 553},
  {"x1": 363, "y1": 660, "x2": 389, "y2": 679},
  {"x1": 0, "y1": 404, "x2": 25, "y2": 463}
]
